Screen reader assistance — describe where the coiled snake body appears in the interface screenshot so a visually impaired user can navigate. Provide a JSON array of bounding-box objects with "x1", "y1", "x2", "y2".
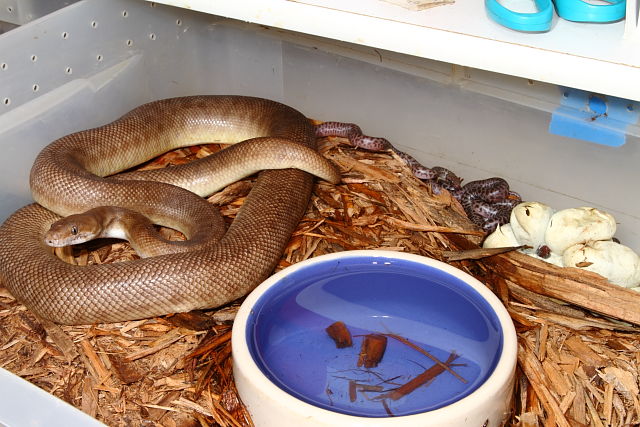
[
  {"x1": 0, "y1": 96, "x2": 340, "y2": 325},
  {"x1": 1, "y1": 97, "x2": 519, "y2": 324}
]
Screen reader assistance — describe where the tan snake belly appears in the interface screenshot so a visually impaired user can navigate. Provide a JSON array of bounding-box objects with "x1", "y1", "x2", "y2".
[{"x1": 0, "y1": 95, "x2": 336, "y2": 325}]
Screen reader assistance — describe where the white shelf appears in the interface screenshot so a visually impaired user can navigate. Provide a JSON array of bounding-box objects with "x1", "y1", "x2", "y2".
[{"x1": 149, "y1": 0, "x2": 640, "y2": 101}]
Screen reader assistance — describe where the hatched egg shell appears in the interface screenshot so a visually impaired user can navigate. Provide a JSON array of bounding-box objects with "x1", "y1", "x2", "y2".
[
  {"x1": 509, "y1": 202, "x2": 554, "y2": 249},
  {"x1": 562, "y1": 240, "x2": 640, "y2": 288},
  {"x1": 546, "y1": 251, "x2": 564, "y2": 267},
  {"x1": 527, "y1": 250, "x2": 563, "y2": 267},
  {"x1": 544, "y1": 207, "x2": 616, "y2": 255},
  {"x1": 483, "y1": 223, "x2": 519, "y2": 248}
]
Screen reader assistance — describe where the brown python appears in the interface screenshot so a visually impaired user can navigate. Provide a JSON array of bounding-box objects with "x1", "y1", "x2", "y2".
[{"x1": 0, "y1": 96, "x2": 340, "y2": 325}]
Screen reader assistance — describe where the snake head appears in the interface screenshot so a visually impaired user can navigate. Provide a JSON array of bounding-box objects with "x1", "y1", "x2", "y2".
[{"x1": 44, "y1": 213, "x2": 102, "y2": 247}]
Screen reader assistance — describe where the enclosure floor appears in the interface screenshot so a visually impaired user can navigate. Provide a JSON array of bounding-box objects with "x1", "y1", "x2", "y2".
[{"x1": 0, "y1": 133, "x2": 638, "y2": 427}]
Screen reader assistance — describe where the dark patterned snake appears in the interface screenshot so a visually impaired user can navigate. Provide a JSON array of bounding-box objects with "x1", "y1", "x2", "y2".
[
  {"x1": 0, "y1": 96, "x2": 341, "y2": 325},
  {"x1": 315, "y1": 122, "x2": 521, "y2": 232}
]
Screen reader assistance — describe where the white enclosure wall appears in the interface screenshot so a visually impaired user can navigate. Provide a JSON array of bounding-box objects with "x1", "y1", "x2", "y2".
[{"x1": 0, "y1": 0, "x2": 637, "y2": 250}]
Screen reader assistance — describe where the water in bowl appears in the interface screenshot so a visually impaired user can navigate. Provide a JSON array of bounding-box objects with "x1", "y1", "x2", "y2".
[{"x1": 247, "y1": 255, "x2": 503, "y2": 417}]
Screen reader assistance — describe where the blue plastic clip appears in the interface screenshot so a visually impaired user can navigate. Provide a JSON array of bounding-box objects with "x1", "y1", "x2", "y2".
[
  {"x1": 485, "y1": 0, "x2": 553, "y2": 32},
  {"x1": 549, "y1": 88, "x2": 639, "y2": 147}
]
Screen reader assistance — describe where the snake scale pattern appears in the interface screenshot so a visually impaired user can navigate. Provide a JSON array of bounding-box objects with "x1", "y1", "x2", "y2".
[
  {"x1": 0, "y1": 97, "x2": 517, "y2": 325},
  {"x1": 0, "y1": 96, "x2": 339, "y2": 325}
]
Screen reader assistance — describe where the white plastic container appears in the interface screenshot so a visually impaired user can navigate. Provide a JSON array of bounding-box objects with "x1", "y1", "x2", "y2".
[
  {"x1": 0, "y1": 0, "x2": 637, "y2": 252},
  {"x1": 0, "y1": 367, "x2": 105, "y2": 426},
  {"x1": 0, "y1": 1, "x2": 637, "y2": 424},
  {"x1": 0, "y1": 0, "x2": 640, "y2": 251}
]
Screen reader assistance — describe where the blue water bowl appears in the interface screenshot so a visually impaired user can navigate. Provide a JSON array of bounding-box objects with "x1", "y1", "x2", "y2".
[{"x1": 232, "y1": 251, "x2": 517, "y2": 427}]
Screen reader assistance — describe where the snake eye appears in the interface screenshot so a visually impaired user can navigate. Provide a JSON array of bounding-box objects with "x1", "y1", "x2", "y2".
[{"x1": 71, "y1": 226, "x2": 78, "y2": 235}]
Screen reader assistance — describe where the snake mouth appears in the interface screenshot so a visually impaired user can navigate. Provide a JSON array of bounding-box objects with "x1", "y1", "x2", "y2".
[{"x1": 44, "y1": 230, "x2": 96, "y2": 247}]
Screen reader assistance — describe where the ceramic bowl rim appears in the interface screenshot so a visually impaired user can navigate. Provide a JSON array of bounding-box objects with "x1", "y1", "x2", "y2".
[{"x1": 231, "y1": 250, "x2": 517, "y2": 424}]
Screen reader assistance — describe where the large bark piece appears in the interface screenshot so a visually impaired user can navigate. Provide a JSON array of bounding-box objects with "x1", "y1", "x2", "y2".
[{"x1": 487, "y1": 251, "x2": 640, "y2": 326}]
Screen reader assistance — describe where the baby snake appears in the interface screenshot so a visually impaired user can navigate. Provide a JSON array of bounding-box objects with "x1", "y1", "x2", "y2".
[
  {"x1": 0, "y1": 96, "x2": 340, "y2": 325},
  {"x1": 316, "y1": 122, "x2": 521, "y2": 232}
]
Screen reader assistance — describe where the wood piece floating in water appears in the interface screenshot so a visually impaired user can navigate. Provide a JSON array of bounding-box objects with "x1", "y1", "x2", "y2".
[
  {"x1": 383, "y1": 333, "x2": 467, "y2": 384},
  {"x1": 348, "y1": 380, "x2": 384, "y2": 402},
  {"x1": 381, "y1": 398, "x2": 395, "y2": 416},
  {"x1": 357, "y1": 334, "x2": 388, "y2": 368},
  {"x1": 326, "y1": 321, "x2": 353, "y2": 348},
  {"x1": 380, "y1": 351, "x2": 460, "y2": 401},
  {"x1": 348, "y1": 380, "x2": 358, "y2": 402}
]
